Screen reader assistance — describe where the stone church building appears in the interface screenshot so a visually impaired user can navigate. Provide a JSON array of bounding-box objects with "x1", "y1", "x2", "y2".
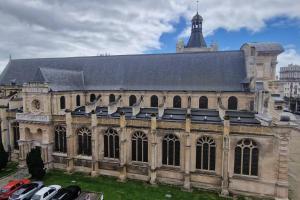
[{"x1": 0, "y1": 12, "x2": 292, "y2": 200}]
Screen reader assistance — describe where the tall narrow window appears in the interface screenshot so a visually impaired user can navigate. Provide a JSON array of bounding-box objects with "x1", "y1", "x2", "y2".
[
  {"x1": 76, "y1": 95, "x2": 81, "y2": 107},
  {"x1": 199, "y1": 96, "x2": 208, "y2": 109},
  {"x1": 60, "y1": 96, "x2": 66, "y2": 110},
  {"x1": 150, "y1": 95, "x2": 158, "y2": 107},
  {"x1": 90, "y1": 94, "x2": 96, "y2": 102},
  {"x1": 129, "y1": 95, "x2": 137, "y2": 106},
  {"x1": 77, "y1": 127, "x2": 92, "y2": 156},
  {"x1": 104, "y1": 128, "x2": 119, "y2": 159},
  {"x1": 54, "y1": 126, "x2": 67, "y2": 153},
  {"x1": 132, "y1": 131, "x2": 148, "y2": 162},
  {"x1": 228, "y1": 96, "x2": 238, "y2": 110},
  {"x1": 109, "y1": 94, "x2": 115, "y2": 103},
  {"x1": 196, "y1": 136, "x2": 215, "y2": 171},
  {"x1": 162, "y1": 134, "x2": 180, "y2": 166},
  {"x1": 173, "y1": 96, "x2": 181, "y2": 108},
  {"x1": 234, "y1": 139, "x2": 259, "y2": 176},
  {"x1": 11, "y1": 122, "x2": 20, "y2": 150}
]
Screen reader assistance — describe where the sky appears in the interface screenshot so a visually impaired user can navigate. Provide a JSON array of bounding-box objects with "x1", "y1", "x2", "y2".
[{"x1": 0, "y1": 0, "x2": 300, "y2": 74}]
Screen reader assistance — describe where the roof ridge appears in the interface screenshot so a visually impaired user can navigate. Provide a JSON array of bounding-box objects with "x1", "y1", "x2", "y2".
[{"x1": 9, "y1": 50, "x2": 243, "y2": 61}]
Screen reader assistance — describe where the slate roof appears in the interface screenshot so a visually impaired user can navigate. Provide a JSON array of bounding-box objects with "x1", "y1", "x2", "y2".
[{"x1": 0, "y1": 51, "x2": 247, "y2": 92}]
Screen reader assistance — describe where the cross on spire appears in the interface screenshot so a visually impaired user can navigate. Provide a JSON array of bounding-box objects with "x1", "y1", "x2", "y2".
[{"x1": 196, "y1": 0, "x2": 199, "y2": 13}]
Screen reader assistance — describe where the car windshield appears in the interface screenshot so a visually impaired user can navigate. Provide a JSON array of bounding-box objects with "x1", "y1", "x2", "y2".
[
  {"x1": 31, "y1": 194, "x2": 41, "y2": 200},
  {"x1": 0, "y1": 188, "x2": 9, "y2": 194},
  {"x1": 11, "y1": 194, "x2": 19, "y2": 199}
]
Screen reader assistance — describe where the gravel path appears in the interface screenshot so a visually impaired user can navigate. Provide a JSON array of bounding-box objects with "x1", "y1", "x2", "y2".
[{"x1": 0, "y1": 167, "x2": 29, "y2": 187}]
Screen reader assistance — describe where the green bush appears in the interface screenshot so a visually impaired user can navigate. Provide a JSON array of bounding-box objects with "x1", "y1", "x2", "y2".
[
  {"x1": 0, "y1": 140, "x2": 9, "y2": 171},
  {"x1": 26, "y1": 147, "x2": 46, "y2": 180}
]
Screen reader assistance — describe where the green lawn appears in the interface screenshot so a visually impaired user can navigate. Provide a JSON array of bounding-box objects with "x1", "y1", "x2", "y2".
[
  {"x1": 43, "y1": 170, "x2": 237, "y2": 200},
  {"x1": 0, "y1": 162, "x2": 18, "y2": 178}
]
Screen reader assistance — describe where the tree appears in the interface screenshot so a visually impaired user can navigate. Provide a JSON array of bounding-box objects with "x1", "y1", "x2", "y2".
[
  {"x1": 0, "y1": 139, "x2": 9, "y2": 171},
  {"x1": 26, "y1": 147, "x2": 46, "y2": 180}
]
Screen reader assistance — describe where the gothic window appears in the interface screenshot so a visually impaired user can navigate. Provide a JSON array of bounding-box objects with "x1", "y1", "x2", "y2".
[
  {"x1": 60, "y1": 96, "x2": 66, "y2": 110},
  {"x1": 251, "y1": 47, "x2": 255, "y2": 56},
  {"x1": 76, "y1": 95, "x2": 81, "y2": 107},
  {"x1": 234, "y1": 139, "x2": 259, "y2": 176},
  {"x1": 129, "y1": 95, "x2": 137, "y2": 106},
  {"x1": 109, "y1": 94, "x2": 115, "y2": 103},
  {"x1": 228, "y1": 96, "x2": 238, "y2": 110},
  {"x1": 90, "y1": 94, "x2": 96, "y2": 102},
  {"x1": 199, "y1": 96, "x2": 208, "y2": 109},
  {"x1": 11, "y1": 122, "x2": 20, "y2": 150},
  {"x1": 54, "y1": 126, "x2": 67, "y2": 153},
  {"x1": 104, "y1": 128, "x2": 119, "y2": 159},
  {"x1": 173, "y1": 96, "x2": 181, "y2": 108},
  {"x1": 132, "y1": 131, "x2": 148, "y2": 162},
  {"x1": 150, "y1": 95, "x2": 158, "y2": 107},
  {"x1": 162, "y1": 134, "x2": 180, "y2": 166},
  {"x1": 196, "y1": 136, "x2": 216, "y2": 171},
  {"x1": 77, "y1": 127, "x2": 92, "y2": 156}
]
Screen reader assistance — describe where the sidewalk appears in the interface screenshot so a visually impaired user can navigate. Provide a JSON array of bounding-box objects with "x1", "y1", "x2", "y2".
[{"x1": 289, "y1": 127, "x2": 300, "y2": 200}]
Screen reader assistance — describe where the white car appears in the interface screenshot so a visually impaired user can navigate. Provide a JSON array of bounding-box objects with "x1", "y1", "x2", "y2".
[{"x1": 31, "y1": 185, "x2": 61, "y2": 200}]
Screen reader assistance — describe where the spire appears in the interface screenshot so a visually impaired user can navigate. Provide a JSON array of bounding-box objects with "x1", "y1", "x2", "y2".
[{"x1": 186, "y1": 9, "x2": 207, "y2": 48}]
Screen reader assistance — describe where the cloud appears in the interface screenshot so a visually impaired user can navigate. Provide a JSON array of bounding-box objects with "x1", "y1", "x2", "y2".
[
  {"x1": 0, "y1": 0, "x2": 300, "y2": 72},
  {"x1": 277, "y1": 47, "x2": 300, "y2": 73}
]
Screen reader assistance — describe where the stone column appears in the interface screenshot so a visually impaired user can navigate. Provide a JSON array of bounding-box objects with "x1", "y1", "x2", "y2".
[
  {"x1": 220, "y1": 118, "x2": 230, "y2": 196},
  {"x1": 66, "y1": 110, "x2": 75, "y2": 173},
  {"x1": 275, "y1": 129, "x2": 290, "y2": 200},
  {"x1": 118, "y1": 112, "x2": 127, "y2": 182},
  {"x1": 183, "y1": 115, "x2": 191, "y2": 190},
  {"x1": 149, "y1": 113, "x2": 157, "y2": 184},
  {"x1": 0, "y1": 106, "x2": 9, "y2": 151},
  {"x1": 91, "y1": 112, "x2": 99, "y2": 176}
]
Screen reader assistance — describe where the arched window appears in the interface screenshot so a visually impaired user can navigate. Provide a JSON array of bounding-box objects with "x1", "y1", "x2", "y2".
[
  {"x1": 199, "y1": 96, "x2": 208, "y2": 109},
  {"x1": 228, "y1": 96, "x2": 238, "y2": 110},
  {"x1": 234, "y1": 139, "x2": 259, "y2": 176},
  {"x1": 90, "y1": 94, "x2": 96, "y2": 102},
  {"x1": 196, "y1": 136, "x2": 215, "y2": 171},
  {"x1": 173, "y1": 96, "x2": 181, "y2": 108},
  {"x1": 104, "y1": 128, "x2": 119, "y2": 159},
  {"x1": 162, "y1": 134, "x2": 180, "y2": 166},
  {"x1": 77, "y1": 127, "x2": 92, "y2": 156},
  {"x1": 11, "y1": 122, "x2": 20, "y2": 150},
  {"x1": 132, "y1": 131, "x2": 148, "y2": 162},
  {"x1": 76, "y1": 95, "x2": 81, "y2": 107},
  {"x1": 60, "y1": 96, "x2": 66, "y2": 110},
  {"x1": 109, "y1": 94, "x2": 115, "y2": 103},
  {"x1": 55, "y1": 126, "x2": 67, "y2": 153},
  {"x1": 150, "y1": 95, "x2": 158, "y2": 107},
  {"x1": 129, "y1": 95, "x2": 137, "y2": 106}
]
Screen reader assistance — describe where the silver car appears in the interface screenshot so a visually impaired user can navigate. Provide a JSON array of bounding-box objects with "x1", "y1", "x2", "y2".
[{"x1": 9, "y1": 182, "x2": 44, "y2": 200}]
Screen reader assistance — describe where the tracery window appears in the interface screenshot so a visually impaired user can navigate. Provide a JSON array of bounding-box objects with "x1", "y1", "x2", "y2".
[
  {"x1": 173, "y1": 96, "x2": 181, "y2": 108},
  {"x1": 90, "y1": 94, "x2": 96, "y2": 102},
  {"x1": 234, "y1": 139, "x2": 259, "y2": 176},
  {"x1": 132, "y1": 131, "x2": 148, "y2": 162},
  {"x1": 129, "y1": 95, "x2": 137, "y2": 106},
  {"x1": 76, "y1": 95, "x2": 81, "y2": 107},
  {"x1": 162, "y1": 134, "x2": 180, "y2": 166},
  {"x1": 104, "y1": 128, "x2": 119, "y2": 159},
  {"x1": 196, "y1": 136, "x2": 215, "y2": 171},
  {"x1": 60, "y1": 96, "x2": 66, "y2": 110},
  {"x1": 199, "y1": 96, "x2": 208, "y2": 109},
  {"x1": 11, "y1": 122, "x2": 20, "y2": 150},
  {"x1": 77, "y1": 127, "x2": 92, "y2": 156},
  {"x1": 150, "y1": 95, "x2": 158, "y2": 107},
  {"x1": 54, "y1": 126, "x2": 67, "y2": 153},
  {"x1": 228, "y1": 96, "x2": 238, "y2": 110},
  {"x1": 109, "y1": 94, "x2": 115, "y2": 103}
]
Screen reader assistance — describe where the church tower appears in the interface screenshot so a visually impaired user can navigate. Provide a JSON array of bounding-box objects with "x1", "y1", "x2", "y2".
[{"x1": 176, "y1": 13, "x2": 218, "y2": 53}]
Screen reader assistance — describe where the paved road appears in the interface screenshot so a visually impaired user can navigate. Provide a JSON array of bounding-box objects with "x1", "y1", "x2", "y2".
[{"x1": 289, "y1": 115, "x2": 300, "y2": 200}]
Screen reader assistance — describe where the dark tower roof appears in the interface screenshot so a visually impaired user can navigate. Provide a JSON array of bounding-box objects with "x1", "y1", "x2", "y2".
[{"x1": 186, "y1": 13, "x2": 207, "y2": 48}]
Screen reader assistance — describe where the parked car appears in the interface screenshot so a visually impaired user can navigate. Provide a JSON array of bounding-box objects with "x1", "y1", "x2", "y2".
[
  {"x1": 51, "y1": 186, "x2": 81, "y2": 200},
  {"x1": 9, "y1": 182, "x2": 44, "y2": 200},
  {"x1": 31, "y1": 185, "x2": 61, "y2": 200},
  {"x1": 0, "y1": 180, "x2": 31, "y2": 200}
]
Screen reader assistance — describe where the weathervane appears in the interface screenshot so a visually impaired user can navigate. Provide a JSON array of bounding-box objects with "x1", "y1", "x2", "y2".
[{"x1": 196, "y1": 0, "x2": 199, "y2": 13}]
